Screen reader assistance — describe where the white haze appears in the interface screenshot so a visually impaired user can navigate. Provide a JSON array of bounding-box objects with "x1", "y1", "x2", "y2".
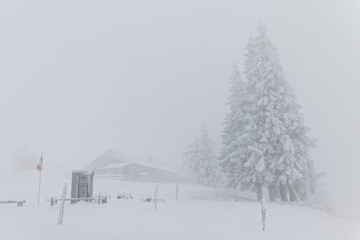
[{"x1": 0, "y1": 0, "x2": 359, "y2": 220}]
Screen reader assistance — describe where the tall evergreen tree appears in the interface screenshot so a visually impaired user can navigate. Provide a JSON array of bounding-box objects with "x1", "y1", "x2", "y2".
[
  {"x1": 184, "y1": 123, "x2": 222, "y2": 187},
  {"x1": 244, "y1": 23, "x2": 316, "y2": 201},
  {"x1": 221, "y1": 24, "x2": 316, "y2": 201}
]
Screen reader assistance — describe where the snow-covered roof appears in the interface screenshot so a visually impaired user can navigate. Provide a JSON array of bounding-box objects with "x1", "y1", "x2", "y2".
[
  {"x1": 72, "y1": 169, "x2": 94, "y2": 175},
  {"x1": 97, "y1": 162, "x2": 131, "y2": 169},
  {"x1": 87, "y1": 149, "x2": 177, "y2": 173}
]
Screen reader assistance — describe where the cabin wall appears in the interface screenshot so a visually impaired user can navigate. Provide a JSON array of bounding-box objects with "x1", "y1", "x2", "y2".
[{"x1": 94, "y1": 164, "x2": 182, "y2": 183}]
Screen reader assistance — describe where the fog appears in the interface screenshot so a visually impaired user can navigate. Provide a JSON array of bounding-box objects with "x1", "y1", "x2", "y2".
[{"x1": 0, "y1": 0, "x2": 359, "y2": 220}]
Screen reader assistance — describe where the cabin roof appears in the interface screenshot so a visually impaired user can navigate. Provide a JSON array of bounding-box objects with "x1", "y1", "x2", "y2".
[{"x1": 87, "y1": 149, "x2": 177, "y2": 174}]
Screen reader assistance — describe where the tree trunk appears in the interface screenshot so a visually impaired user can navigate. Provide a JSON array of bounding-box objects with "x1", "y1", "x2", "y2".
[
  {"x1": 268, "y1": 185, "x2": 275, "y2": 202},
  {"x1": 287, "y1": 181, "x2": 300, "y2": 202},
  {"x1": 255, "y1": 182, "x2": 263, "y2": 201},
  {"x1": 274, "y1": 184, "x2": 281, "y2": 200},
  {"x1": 294, "y1": 181, "x2": 307, "y2": 201},
  {"x1": 279, "y1": 182, "x2": 288, "y2": 201}
]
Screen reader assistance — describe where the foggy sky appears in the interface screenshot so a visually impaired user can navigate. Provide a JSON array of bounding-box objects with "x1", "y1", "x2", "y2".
[{"x1": 0, "y1": 0, "x2": 359, "y2": 219}]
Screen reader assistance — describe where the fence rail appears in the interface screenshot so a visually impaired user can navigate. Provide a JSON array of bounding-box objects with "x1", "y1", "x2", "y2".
[{"x1": 0, "y1": 200, "x2": 26, "y2": 207}]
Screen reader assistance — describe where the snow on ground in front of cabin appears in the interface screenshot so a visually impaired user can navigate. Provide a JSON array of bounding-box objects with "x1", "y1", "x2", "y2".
[{"x1": 0, "y1": 171, "x2": 359, "y2": 240}]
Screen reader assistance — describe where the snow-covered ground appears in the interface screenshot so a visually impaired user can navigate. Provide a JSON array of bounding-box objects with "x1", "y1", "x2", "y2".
[{"x1": 0, "y1": 171, "x2": 359, "y2": 240}]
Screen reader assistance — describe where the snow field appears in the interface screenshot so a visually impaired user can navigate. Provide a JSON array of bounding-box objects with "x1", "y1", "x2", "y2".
[{"x1": 0, "y1": 172, "x2": 359, "y2": 240}]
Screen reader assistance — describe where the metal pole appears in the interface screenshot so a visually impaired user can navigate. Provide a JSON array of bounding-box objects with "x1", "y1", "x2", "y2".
[
  {"x1": 154, "y1": 184, "x2": 159, "y2": 210},
  {"x1": 37, "y1": 153, "x2": 43, "y2": 206},
  {"x1": 261, "y1": 199, "x2": 266, "y2": 230},
  {"x1": 58, "y1": 183, "x2": 68, "y2": 225},
  {"x1": 176, "y1": 183, "x2": 179, "y2": 200}
]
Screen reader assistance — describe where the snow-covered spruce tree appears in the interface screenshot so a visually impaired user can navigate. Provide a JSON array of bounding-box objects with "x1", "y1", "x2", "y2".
[
  {"x1": 220, "y1": 64, "x2": 249, "y2": 191},
  {"x1": 240, "y1": 23, "x2": 316, "y2": 201},
  {"x1": 184, "y1": 123, "x2": 222, "y2": 187},
  {"x1": 220, "y1": 24, "x2": 316, "y2": 201}
]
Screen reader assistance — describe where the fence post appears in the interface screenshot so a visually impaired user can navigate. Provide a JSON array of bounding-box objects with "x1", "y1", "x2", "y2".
[
  {"x1": 261, "y1": 199, "x2": 266, "y2": 230},
  {"x1": 154, "y1": 184, "x2": 159, "y2": 210},
  {"x1": 50, "y1": 197, "x2": 55, "y2": 207},
  {"x1": 58, "y1": 183, "x2": 68, "y2": 225}
]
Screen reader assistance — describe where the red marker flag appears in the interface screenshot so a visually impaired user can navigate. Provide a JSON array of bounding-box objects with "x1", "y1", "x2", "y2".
[
  {"x1": 37, "y1": 153, "x2": 43, "y2": 206},
  {"x1": 36, "y1": 155, "x2": 43, "y2": 171}
]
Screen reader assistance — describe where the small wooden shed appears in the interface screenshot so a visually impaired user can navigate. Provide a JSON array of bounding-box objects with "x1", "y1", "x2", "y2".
[{"x1": 71, "y1": 170, "x2": 94, "y2": 203}]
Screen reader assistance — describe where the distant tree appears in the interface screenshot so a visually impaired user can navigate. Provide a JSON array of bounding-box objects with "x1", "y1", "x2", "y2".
[
  {"x1": 12, "y1": 142, "x2": 37, "y2": 172},
  {"x1": 220, "y1": 64, "x2": 249, "y2": 189},
  {"x1": 184, "y1": 123, "x2": 222, "y2": 187}
]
